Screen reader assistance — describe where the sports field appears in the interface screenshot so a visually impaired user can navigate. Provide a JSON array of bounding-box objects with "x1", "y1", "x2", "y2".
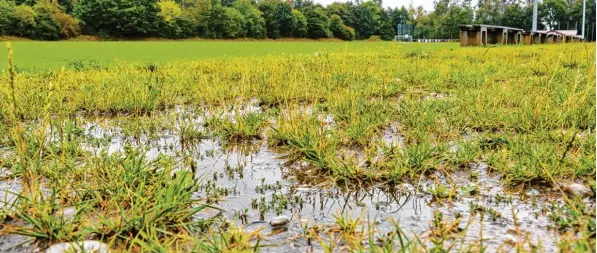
[{"x1": 0, "y1": 41, "x2": 459, "y2": 70}]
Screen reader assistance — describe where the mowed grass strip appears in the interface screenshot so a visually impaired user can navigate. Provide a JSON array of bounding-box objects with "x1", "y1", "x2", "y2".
[{"x1": 0, "y1": 41, "x2": 460, "y2": 71}]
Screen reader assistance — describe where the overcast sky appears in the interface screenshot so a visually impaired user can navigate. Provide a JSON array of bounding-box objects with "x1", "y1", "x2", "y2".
[{"x1": 313, "y1": 0, "x2": 479, "y2": 12}]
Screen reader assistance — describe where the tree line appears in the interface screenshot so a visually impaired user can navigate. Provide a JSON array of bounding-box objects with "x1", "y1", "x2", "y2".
[{"x1": 0, "y1": 0, "x2": 594, "y2": 41}]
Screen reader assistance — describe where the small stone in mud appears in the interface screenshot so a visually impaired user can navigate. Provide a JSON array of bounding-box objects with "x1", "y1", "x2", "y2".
[
  {"x1": 55, "y1": 207, "x2": 77, "y2": 220},
  {"x1": 525, "y1": 189, "x2": 540, "y2": 196},
  {"x1": 269, "y1": 215, "x2": 289, "y2": 227},
  {"x1": 502, "y1": 234, "x2": 519, "y2": 245},
  {"x1": 400, "y1": 183, "x2": 415, "y2": 192},
  {"x1": 45, "y1": 240, "x2": 110, "y2": 253},
  {"x1": 562, "y1": 183, "x2": 593, "y2": 198}
]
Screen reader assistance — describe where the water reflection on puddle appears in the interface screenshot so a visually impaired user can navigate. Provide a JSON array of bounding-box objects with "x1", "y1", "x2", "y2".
[{"x1": 0, "y1": 112, "x2": 578, "y2": 252}]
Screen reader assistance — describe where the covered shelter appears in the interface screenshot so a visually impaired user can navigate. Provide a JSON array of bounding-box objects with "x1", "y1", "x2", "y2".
[
  {"x1": 550, "y1": 30, "x2": 584, "y2": 42},
  {"x1": 459, "y1": 24, "x2": 524, "y2": 46},
  {"x1": 537, "y1": 30, "x2": 564, "y2": 43},
  {"x1": 522, "y1": 31, "x2": 548, "y2": 45},
  {"x1": 460, "y1": 25, "x2": 585, "y2": 46}
]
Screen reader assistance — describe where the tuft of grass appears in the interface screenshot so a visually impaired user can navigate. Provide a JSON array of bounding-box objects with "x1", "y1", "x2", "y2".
[
  {"x1": 209, "y1": 111, "x2": 268, "y2": 143},
  {"x1": 269, "y1": 114, "x2": 337, "y2": 170}
]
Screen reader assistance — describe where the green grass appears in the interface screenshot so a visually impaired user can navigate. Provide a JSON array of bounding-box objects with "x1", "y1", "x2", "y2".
[
  {"x1": 0, "y1": 41, "x2": 458, "y2": 71},
  {"x1": 0, "y1": 42, "x2": 594, "y2": 252}
]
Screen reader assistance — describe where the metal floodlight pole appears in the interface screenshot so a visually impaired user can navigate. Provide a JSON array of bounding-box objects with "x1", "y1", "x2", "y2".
[
  {"x1": 532, "y1": 0, "x2": 538, "y2": 32},
  {"x1": 581, "y1": 0, "x2": 586, "y2": 39}
]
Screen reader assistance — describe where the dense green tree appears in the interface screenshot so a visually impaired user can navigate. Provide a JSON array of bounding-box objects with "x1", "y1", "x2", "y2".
[
  {"x1": 186, "y1": 0, "x2": 212, "y2": 37},
  {"x1": 275, "y1": 1, "x2": 293, "y2": 37},
  {"x1": 501, "y1": 3, "x2": 527, "y2": 29},
  {"x1": 383, "y1": 6, "x2": 410, "y2": 38},
  {"x1": 329, "y1": 14, "x2": 354, "y2": 40},
  {"x1": 55, "y1": 8, "x2": 81, "y2": 38},
  {"x1": 378, "y1": 10, "x2": 395, "y2": 40},
  {"x1": 568, "y1": 0, "x2": 585, "y2": 30},
  {"x1": 586, "y1": 0, "x2": 596, "y2": 41},
  {"x1": 291, "y1": 9, "x2": 308, "y2": 38},
  {"x1": 302, "y1": 5, "x2": 331, "y2": 38},
  {"x1": 33, "y1": 2, "x2": 61, "y2": 40},
  {"x1": 209, "y1": 5, "x2": 245, "y2": 38},
  {"x1": 221, "y1": 0, "x2": 236, "y2": 7},
  {"x1": 233, "y1": 0, "x2": 265, "y2": 39},
  {"x1": 221, "y1": 6, "x2": 246, "y2": 38},
  {"x1": 177, "y1": 12, "x2": 199, "y2": 37},
  {"x1": 387, "y1": 6, "x2": 409, "y2": 30},
  {"x1": 257, "y1": 0, "x2": 278, "y2": 38},
  {"x1": 410, "y1": 0, "x2": 473, "y2": 39},
  {"x1": 258, "y1": 0, "x2": 293, "y2": 38},
  {"x1": 15, "y1": 0, "x2": 35, "y2": 6},
  {"x1": 475, "y1": 0, "x2": 506, "y2": 25},
  {"x1": 11, "y1": 4, "x2": 36, "y2": 37},
  {"x1": 3, "y1": 0, "x2": 593, "y2": 41},
  {"x1": 562, "y1": 0, "x2": 596, "y2": 40},
  {"x1": 292, "y1": 0, "x2": 313, "y2": 9},
  {"x1": 158, "y1": 0, "x2": 191, "y2": 38},
  {"x1": 412, "y1": 2, "x2": 440, "y2": 39},
  {"x1": 412, "y1": 14, "x2": 436, "y2": 38},
  {"x1": 325, "y1": 2, "x2": 353, "y2": 24},
  {"x1": 159, "y1": 0, "x2": 183, "y2": 22},
  {"x1": 74, "y1": 0, "x2": 161, "y2": 37},
  {"x1": 541, "y1": 0, "x2": 568, "y2": 29},
  {"x1": 348, "y1": 1, "x2": 382, "y2": 39},
  {"x1": 0, "y1": 0, "x2": 15, "y2": 35},
  {"x1": 440, "y1": 1, "x2": 473, "y2": 39},
  {"x1": 57, "y1": 0, "x2": 75, "y2": 13}
]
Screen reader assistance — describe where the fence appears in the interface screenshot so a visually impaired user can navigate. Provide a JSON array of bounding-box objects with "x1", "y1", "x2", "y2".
[{"x1": 395, "y1": 23, "x2": 460, "y2": 43}]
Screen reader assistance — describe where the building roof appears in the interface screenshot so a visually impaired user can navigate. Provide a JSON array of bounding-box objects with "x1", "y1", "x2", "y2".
[
  {"x1": 551, "y1": 30, "x2": 579, "y2": 36},
  {"x1": 459, "y1": 24, "x2": 524, "y2": 32},
  {"x1": 537, "y1": 30, "x2": 585, "y2": 38},
  {"x1": 460, "y1": 25, "x2": 584, "y2": 39},
  {"x1": 548, "y1": 30, "x2": 584, "y2": 38},
  {"x1": 536, "y1": 30, "x2": 564, "y2": 37}
]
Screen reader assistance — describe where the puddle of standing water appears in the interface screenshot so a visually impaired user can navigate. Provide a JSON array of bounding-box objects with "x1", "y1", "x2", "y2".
[
  {"x1": 197, "y1": 146, "x2": 560, "y2": 252},
  {"x1": 0, "y1": 112, "x2": 579, "y2": 252},
  {"x1": 96, "y1": 132, "x2": 559, "y2": 252}
]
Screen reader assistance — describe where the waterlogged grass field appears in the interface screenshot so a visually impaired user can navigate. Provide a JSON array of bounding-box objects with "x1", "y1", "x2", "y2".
[
  {"x1": 0, "y1": 41, "x2": 457, "y2": 71},
  {"x1": 0, "y1": 42, "x2": 595, "y2": 252}
]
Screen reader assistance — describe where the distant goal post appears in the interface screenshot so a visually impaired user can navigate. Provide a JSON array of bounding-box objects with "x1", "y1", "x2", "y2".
[{"x1": 394, "y1": 35, "x2": 413, "y2": 42}]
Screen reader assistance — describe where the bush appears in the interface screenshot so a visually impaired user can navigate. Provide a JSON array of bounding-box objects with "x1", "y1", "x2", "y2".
[
  {"x1": 365, "y1": 35, "x2": 382, "y2": 42},
  {"x1": 344, "y1": 26, "x2": 356, "y2": 41},
  {"x1": 55, "y1": 11, "x2": 80, "y2": 38},
  {"x1": 11, "y1": 4, "x2": 36, "y2": 37}
]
